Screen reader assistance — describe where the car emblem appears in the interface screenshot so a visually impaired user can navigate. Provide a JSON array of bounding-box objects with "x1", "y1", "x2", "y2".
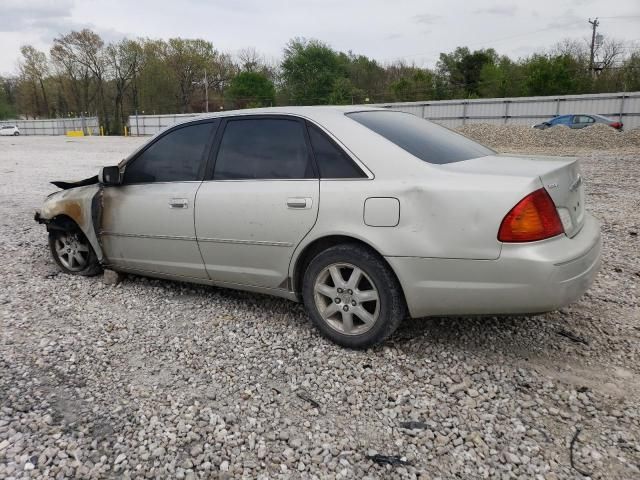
[{"x1": 569, "y1": 175, "x2": 582, "y2": 192}]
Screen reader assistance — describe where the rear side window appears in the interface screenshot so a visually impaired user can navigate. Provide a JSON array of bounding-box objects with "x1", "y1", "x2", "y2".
[
  {"x1": 574, "y1": 115, "x2": 595, "y2": 124},
  {"x1": 307, "y1": 124, "x2": 366, "y2": 178},
  {"x1": 213, "y1": 118, "x2": 314, "y2": 180},
  {"x1": 347, "y1": 111, "x2": 494, "y2": 164},
  {"x1": 123, "y1": 122, "x2": 216, "y2": 184}
]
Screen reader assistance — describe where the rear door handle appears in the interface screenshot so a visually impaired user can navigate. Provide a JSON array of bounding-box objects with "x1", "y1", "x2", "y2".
[
  {"x1": 286, "y1": 197, "x2": 312, "y2": 209},
  {"x1": 169, "y1": 198, "x2": 189, "y2": 209}
]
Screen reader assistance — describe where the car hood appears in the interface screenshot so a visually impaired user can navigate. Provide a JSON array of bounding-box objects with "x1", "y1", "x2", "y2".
[{"x1": 51, "y1": 175, "x2": 99, "y2": 190}]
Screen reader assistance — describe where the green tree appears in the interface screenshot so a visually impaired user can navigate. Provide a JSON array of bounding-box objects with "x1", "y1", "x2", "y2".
[
  {"x1": 342, "y1": 53, "x2": 385, "y2": 101},
  {"x1": 437, "y1": 47, "x2": 498, "y2": 97},
  {"x1": 18, "y1": 45, "x2": 50, "y2": 117},
  {"x1": 281, "y1": 38, "x2": 345, "y2": 104},
  {"x1": 390, "y1": 69, "x2": 434, "y2": 101},
  {"x1": 164, "y1": 38, "x2": 213, "y2": 112},
  {"x1": 622, "y1": 52, "x2": 640, "y2": 91},
  {"x1": 227, "y1": 71, "x2": 275, "y2": 108},
  {"x1": 478, "y1": 56, "x2": 523, "y2": 98},
  {"x1": 136, "y1": 39, "x2": 176, "y2": 114},
  {"x1": 106, "y1": 39, "x2": 145, "y2": 132},
  {"x1": 521, "y1": 54, "x2": 585, "y2": 96},
  {"x1": 51, "y1": 30, "x2": 109, "y2": 128},
  {"x1": 0, "y1": 80, "x2": 16, "y2": 119}
]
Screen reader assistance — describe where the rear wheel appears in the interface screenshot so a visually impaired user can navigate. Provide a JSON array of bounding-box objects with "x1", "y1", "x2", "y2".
[
  {"x1": 13, "y1": 131, "x2": 19, "y2": 136},
  {"x1": 302, "y1": 244, "x2": 406, "y2": 348},
  {"x1": 48, "y1": 229, "x2": 101, "y2": 276}
]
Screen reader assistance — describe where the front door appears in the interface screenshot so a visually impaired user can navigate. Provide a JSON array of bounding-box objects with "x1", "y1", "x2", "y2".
[
  {"x1": 101, "y1": 120, "x2": 218, "y2": 279},
  {"x1": 195, "y1": 116, "x2": 319, "y2": 289}
]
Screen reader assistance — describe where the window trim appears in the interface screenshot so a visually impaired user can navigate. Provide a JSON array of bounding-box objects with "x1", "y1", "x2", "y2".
[
  {"x1": 204, "y1": 114, "x2": 319, "y2": 182},
  {"x1": 120, "y1": 118, "x2": 220, "y2": 186},
  {"x1": 305, "y1": 120, "x2": 370, "y2": 180}
]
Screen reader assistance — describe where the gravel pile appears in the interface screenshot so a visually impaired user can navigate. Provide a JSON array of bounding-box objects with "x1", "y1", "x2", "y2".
[
  {"x1": 1, "y1": 137, "x2": 639, "y2": 479},
  {"x1": 457, "y1": 123, "x2": 640, "y2": 154}
]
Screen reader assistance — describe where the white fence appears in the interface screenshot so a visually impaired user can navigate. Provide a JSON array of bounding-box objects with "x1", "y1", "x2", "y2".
[
  {"x1": 122, "y1": 91, "x2": 640, "y2": 136},
  {"x1": 0, "y1": 117, "x2": 99, "y2": 135},
  {"x1": 369, "y1": 91, "x2": 640, "y2": 129},
  {"x1": 128, "y1": 113, "x2": 201, "y2": 136}
]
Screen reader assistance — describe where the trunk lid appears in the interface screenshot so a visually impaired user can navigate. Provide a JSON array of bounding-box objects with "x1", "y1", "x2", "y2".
[{"x1": 439, "y1": 154, "x2": 586, "y2": 238}]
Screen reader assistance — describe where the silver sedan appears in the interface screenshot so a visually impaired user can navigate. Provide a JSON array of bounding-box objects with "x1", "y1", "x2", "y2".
[{"x1": 35, "y1": 107, "x2": 602, "y2": 348}]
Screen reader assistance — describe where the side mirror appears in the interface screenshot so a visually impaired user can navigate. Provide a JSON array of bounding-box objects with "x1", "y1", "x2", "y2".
[{"x1": 99, "y1": 166, "x2": 121, "y2": 186}]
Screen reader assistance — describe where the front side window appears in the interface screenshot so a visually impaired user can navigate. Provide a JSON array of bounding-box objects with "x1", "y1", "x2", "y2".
[
  {"x1": 347, "y1": 111, "x2": 494, "y2": 165},
  {"x1": 551, "y1": 116, "x2": 571, "y2": 125},
  {"x1": 213, "y1": 118, "x2": 314, "y2": 180},
  {"x1": 123, "y1": 122, "x2": 216, "y2": 184},
  {"x1": 307, "y1": 124, "x2": 366, "y2": 178}
]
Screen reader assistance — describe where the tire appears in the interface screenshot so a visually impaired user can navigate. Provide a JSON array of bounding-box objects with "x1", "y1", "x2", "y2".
[
  {"x1": 302, "y1": 243, "x2": 406, "y2": 348},
  {"x1": 48, "y1": 229, "x2": 102, "y2": 276},
  {"x1": 13, "y1": 132, "x2": 19, "y2": 136}
]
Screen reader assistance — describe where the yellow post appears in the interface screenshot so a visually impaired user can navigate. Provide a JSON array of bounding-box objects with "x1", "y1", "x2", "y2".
[
  {"x1": 124, "y1": 126, "x2": 128, "y2": 137},
  {"x1": 100, "y1": 126, "x2": 104, "y2": 136}
]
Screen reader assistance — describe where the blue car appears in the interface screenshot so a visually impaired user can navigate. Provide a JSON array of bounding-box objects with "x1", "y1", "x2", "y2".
[{"x1": 533, "y1": 114, "x2": 623, "y2": 131}]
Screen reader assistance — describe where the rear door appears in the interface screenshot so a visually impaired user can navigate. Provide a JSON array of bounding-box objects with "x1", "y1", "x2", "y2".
[
  {"x1": 194, "y1": 116, "x2": 319, "y2": 289},
  {"x1": 571, "y1": 115, "x2": 595, "y2": 129}
]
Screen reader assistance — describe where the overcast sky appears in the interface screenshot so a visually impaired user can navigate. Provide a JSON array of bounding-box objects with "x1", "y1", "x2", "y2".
[{"x1": 1, "y1": 0, "x2": 639, "y2": 75}]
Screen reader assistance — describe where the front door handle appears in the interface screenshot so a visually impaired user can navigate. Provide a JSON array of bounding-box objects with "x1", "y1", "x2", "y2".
[
  {"x1": 169, "y1": 198, "x2": 189, "y2": 209},
  {"x1": 287, "y1": 197, "x2": 312, "y2": 209}
]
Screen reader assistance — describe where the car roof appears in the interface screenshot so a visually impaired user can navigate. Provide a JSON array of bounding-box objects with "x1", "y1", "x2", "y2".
[
  {"x1": 555, "y1": 113, "x2": 611, "y2": 119},
  {"x1": 172, "y1": 105, "x2": 389, "y2": 127}
]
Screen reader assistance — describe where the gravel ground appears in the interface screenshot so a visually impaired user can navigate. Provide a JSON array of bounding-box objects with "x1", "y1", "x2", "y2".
[
  {"x1": 1, "y1": 135, "x2": 639, "y2": 479},
  {"x1": 457, "y1": 123, "x2": 640, "y2": 154}
]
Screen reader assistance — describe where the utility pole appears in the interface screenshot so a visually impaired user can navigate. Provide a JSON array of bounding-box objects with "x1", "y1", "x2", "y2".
[
  {"x1": 204, "y1": 69, "x2": 209, "y2": 113},
  {"x1": 588, "y1": 18, "x2": 600, "y2": 74}
]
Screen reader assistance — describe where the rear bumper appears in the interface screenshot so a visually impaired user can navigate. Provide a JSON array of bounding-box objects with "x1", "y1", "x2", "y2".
[{"x1": 387, "y1": 213, "x2": 602, "y2": 318}]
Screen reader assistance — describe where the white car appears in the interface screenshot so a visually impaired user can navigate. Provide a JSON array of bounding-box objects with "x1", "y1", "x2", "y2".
[
  {"x1": 35, "y1": 107, "x2": 601, "y2": 348},
  {"x1": 0, "y1": 125, "x2": 20, "y2": 136}
]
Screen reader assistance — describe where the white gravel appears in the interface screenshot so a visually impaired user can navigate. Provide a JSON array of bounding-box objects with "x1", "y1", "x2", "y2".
[{"x1": 1, "y1": 135, "x2": 639, "y2": 479}]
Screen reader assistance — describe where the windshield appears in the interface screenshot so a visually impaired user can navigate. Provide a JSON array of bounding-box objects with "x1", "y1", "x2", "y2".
[{"x1": 347, "y1": 111, "x2": 494, "y2": 164}]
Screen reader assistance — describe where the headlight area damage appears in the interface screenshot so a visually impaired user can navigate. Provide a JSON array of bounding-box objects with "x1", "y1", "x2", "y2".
[{"x1": 34, "y1": 177, "x2": 105, "y2": 263}]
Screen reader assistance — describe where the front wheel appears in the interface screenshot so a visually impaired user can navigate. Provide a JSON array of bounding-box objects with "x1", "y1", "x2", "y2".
[
  {"x1": 302, "y1": 244, "x2": 406, "y2": 348},
  {"x1": 13, "y1": 132, "x2": 19, "y2": 136},
  {"x1": 48, "y1": 229, "x2": 102, "y2": 276}
]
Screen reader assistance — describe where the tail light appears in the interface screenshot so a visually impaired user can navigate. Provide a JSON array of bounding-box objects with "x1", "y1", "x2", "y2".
[
  {"x1": 610, "y1": 122, "x2": 623, "y2": 130},
  {"x1": 498, "y1": 189, "x2": 564, "y2": 242}
]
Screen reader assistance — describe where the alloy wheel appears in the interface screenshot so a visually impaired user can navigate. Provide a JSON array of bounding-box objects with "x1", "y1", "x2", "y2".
[
  {"x1": 313, "y1": 262, "x2": 380, "y2": 335},
  {"x1": 54, "y1": 232, "x2": 91, "y2": 271}
]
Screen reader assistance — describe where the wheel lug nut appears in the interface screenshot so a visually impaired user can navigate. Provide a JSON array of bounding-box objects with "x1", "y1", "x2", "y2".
[
  {"x1": 351, "y1": 301, "x2": 356, "y2": 306},
  {"x1": 342, "y1": 305, "x2": 349, "y2": 312},
  {"x1": 337, "y1": 288, "x2": 343, "y2": 293},
  {"x1": 348, "y1": 289, "x2": 353, "y2": 294},
  {"x1": 335, "y1": 298, "x2": 341, "y2": 304}
]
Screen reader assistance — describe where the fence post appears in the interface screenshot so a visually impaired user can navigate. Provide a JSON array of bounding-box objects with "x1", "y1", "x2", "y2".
[
  {"x1": 462, "y1": 101, "x2": 467, "y2": 125},
  {"x1": 135, "y1": 110, "x2": 140, "y2": 136},
  {"x1": 504, "y1": 100, "x2": 510, "y2": 125},
  {"x1": 421, "y1": 104, "x2": 426, "y2": 119},
  {"x1": 555, "y1": 98, "x2": 561, "y2": 116},
  {"x1": 618, "y1": 94, "x2": 626, "y2": 124}
]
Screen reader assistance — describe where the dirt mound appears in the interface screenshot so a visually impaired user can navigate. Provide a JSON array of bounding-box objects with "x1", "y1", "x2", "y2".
[{"x1": 456, "y1": 123, "x2": 640, "y2": 152}]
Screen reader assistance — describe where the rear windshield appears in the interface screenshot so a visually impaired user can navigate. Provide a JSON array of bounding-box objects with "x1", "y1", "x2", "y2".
[{"x1": 347, "y1": 111, "x2": 494, "y2": 164}]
